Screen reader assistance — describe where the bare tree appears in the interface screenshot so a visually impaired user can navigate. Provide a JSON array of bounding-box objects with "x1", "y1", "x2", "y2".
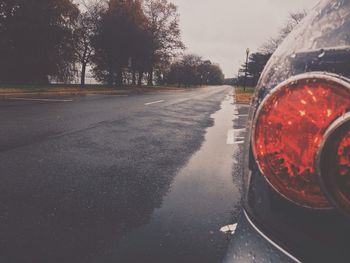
[
  {"x1": 260, "y1": 10, "x2": 307, "y2": 54},
  {"x1": 73, "y1": 1, "x2": 105, "y2": 85},
  {"x1": 143, "y1": 0, "x2": 184, "y2": 85},
  {"x1": 236, "y1": 10, "x2": 307, "y2": 87},
  {"x1": 73, "y1": 12, "x2": 94, "y2": 85},
  {"x1": 279, "y1": 10, "x2": 307, "y2": 39}
]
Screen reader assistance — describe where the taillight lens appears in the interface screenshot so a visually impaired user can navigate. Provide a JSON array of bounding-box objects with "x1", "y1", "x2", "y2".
[
  {"x1": 318, "y1": 115, "x2": 350, "y2": 215},
  {"x1": 252, "y1": 74, "x2": 350, "y2": 208}
]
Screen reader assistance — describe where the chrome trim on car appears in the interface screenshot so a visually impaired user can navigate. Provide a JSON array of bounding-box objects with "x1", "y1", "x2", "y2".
[
  {"x1": 251, "y1": 72, "x2": 350, "y2": 209},
  {"x1": 317, "y1": 112, "x2": 350, "y2": 217},
  {"x1": 244, "y1": 210, "x2": 302, "y2": 263}
]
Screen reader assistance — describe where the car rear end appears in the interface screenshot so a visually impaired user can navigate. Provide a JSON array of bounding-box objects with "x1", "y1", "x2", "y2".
[{"x1": 226, "y1": 0, "x2": 350, "y2": 262}]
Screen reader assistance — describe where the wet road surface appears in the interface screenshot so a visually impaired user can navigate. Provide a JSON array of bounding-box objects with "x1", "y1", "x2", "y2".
[{"x1": 0, "y1": 86, "x2": 249, "y2": 263}]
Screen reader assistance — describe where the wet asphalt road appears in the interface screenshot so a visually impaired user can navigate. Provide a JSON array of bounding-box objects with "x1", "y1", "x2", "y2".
[{"x1": 0, "y1": 86, "x2": 249, "y2": 263}]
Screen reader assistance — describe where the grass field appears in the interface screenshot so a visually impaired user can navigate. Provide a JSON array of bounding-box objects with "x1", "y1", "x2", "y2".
[
  {"x1": 0, "y1": 84, "x2": 111, "y2": 93},
  {"x1": 0, "y1": 84, "x2": 192, "y2": 94},
  {"x1": 235, "y1": 86, "x2": 255, "y2": 104}
]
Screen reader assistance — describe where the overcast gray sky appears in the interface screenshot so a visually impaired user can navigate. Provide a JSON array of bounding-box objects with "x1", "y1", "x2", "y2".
[{"x1": 171, "y1": 0, "x2": 319, "y2": 78}]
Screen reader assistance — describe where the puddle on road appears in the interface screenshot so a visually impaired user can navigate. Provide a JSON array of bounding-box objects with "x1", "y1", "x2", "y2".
[{"x1": 104, "y1": 93, "x2": 242, "y2": 262}]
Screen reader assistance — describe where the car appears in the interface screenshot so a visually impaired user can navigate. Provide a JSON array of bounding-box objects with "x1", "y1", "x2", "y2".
[{"x1": 224, "y1": 0, "x2": 350, "y2": 262}]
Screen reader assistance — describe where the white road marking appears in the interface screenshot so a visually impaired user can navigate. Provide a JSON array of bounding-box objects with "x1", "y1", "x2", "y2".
[
  {"x1": 227, "y1": 129, "x2": 235, "y2": 145},
  {"x1": 144, "y1": 100, "x2": 164, "y2": 106},
  {"x1": 233, "y1": 105, "x2": 239, "y2": 115},
  {"x1": 233, "y1": 114, "x2": 248, "y2": 120},
  {"x1": 8, "y1": 98, "x2": 73, "y2": 102},
  {"x1": 233, "y1": 128, "x2": 246, "y2": 132},
  {"x1": 220, "y1": 224, "x2": 238, "y2": 235},
  {"x1": 227, "y1": 129, "x2": 246, "y2": 145}
]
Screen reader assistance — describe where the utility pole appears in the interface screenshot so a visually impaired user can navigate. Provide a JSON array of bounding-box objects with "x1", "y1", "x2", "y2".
[
  {"x1": 235, "y1": 59, "x2": 241, "y2": 87},
  {"x1": 243, "y1": 48, "x2": 250, "y2": 92},
  {"x1": 237, "y1": 68, "x2": 240, "y2": 87}
]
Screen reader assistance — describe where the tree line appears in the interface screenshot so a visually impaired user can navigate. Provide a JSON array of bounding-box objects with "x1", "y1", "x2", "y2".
[
  {"x1": 167, "y1": 54, "x2": 224, "y2": 86},
  {"x1": 1, "y1": 0, "x2": 215, "y2": 86},
  {"x1": 236, "y1": 11, "x2": 307, "y2": 87}
]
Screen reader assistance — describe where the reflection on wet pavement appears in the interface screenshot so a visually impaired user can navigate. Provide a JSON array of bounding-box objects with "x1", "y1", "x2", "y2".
[
  {"x1": 107, "y1": 95, "x2": 243, "y2": 263},
  {"x1": 0, "y1": 87, "x2": 248, "y2": 263}
]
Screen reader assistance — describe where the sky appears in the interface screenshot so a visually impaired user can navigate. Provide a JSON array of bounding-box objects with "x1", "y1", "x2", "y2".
[{"x1": 171, "y1": 0, "x2": 319, "y2": 78}]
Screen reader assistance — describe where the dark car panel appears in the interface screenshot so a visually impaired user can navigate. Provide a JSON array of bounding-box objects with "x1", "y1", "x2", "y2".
[
  {"x1": 223, "y1": 212, "x2": 296, "y2": 263},
  {"x1": 240, "y1": 1, "x2": 350, "y2": 262},
  {"x1": 292, "y1": 47, "x2": 350, "y2": 78}
]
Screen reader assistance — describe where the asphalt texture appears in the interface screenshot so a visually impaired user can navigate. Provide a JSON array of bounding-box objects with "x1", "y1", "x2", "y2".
[{"x1": 0, "y1": 86, "x2": 249, "y2": 263}]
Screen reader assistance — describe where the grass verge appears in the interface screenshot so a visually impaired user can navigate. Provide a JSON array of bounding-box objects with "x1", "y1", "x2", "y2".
[
  {"x1": 0, "y1": 84, "x2": 199, "y2": 94},
  {"x1": 235, "y1": 86, "x2": 255, "y2": 104}
]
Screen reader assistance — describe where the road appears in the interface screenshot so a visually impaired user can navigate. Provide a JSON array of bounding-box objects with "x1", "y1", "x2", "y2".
[{"x1": 0, "y1": 86, "x2": 249, "y2": 263}]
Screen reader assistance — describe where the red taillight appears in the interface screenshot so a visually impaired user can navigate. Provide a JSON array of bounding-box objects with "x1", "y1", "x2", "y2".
[
  {"x1": 252, "y1": 73, "x2": 350, "y2": 208},
  {"x1": 318, "y1": 114, "x2": 350, "y2": 215}
]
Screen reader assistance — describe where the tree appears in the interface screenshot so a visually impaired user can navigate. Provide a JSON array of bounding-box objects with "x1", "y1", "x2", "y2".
[
  {"x1": 198, "y1": 60, "x2": 224, "y2": 85},
  {"x1": 72, "y1": 1, "x2": 105, "y2": 86},
  {"x1": 261, "y1": 11, "x2": 307, "y2": 54},
  {"x1": 73, "y1": 12, "x2": 95, "y2": 85},
  {"x1": 180, "y1": 54, "x2": 202, "y2": 86},
  {"x1": 237, "y1": 10, "x2": 307, "y2": 87},
  {"x1": 92, "y1": 0, "x2": 147, "y2": 86},
  {"x1": 237, "y1": 52, "x2": 271, "y2": 87},
  {"x1": 0, "y1": 0, "x2": 79, "y2": 84},
  {"x1": 129, "y1": 16, "x2": 153, "y2": 87},
  {"x1": 143, "y1": 0, "x2": 184, "y2": 86},
  {"x1": 166, "y1": 54, "x2": 224, "y2": 86}
]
